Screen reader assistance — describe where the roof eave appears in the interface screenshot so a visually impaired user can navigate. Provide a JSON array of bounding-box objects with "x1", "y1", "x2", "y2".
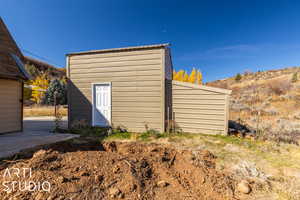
[
  {"x1": 66, "y1": 43, "x2": 170, "y2": 56},
  {"x1": 172, "y1": 80, "x2": 232, "y2": 95},
  {"x1": 0, "y1": 74, "x2": 27, "y2": 81}
]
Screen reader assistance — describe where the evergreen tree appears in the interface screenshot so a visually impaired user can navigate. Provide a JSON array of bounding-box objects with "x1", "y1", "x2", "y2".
[{"x1": 44, "y1": 79, "x2": 67, "y2": 105}]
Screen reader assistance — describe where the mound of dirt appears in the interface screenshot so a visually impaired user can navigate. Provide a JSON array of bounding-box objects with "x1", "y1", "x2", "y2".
[{"x1": 0, "y1": 140, "x2": 236, "y2": 200}]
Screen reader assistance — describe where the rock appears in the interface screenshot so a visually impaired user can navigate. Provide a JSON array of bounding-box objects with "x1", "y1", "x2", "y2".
[
  {"x1": 109, "y1": 188, "x2": 121, "y2": 198},
  {"x1": 157, "y1": 180, "x2": 169, "y2": 187},
  {"x1": 237, "y1": 180, "x2": 251, "y2": 194},
  {"x1": 224, "y1": 144, "x2": 240, "y2": 153}
]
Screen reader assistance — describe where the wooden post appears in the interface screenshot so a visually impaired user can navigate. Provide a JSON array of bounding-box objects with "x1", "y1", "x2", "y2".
[
  {"x1": 54, "y1": 91, "x2": 57, "y2": 118},
  {"x1": 167, "y1": 106, "x2": 170, "y2": 133},
  {"x1": 173, "y1": 112, "x2": 176, "y2": 133}
]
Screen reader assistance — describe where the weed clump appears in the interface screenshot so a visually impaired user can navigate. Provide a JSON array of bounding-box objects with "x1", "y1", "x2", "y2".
[
  {"x1": 69, "y1": 119, "x2": 109, "y2": 137},
  {"x1": 235, "y1": 73, "x2": 242, "y2": 82}
]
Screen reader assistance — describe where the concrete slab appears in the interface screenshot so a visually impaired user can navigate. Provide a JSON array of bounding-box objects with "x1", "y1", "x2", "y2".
[{"x1": 0, "y1": 116, "x2": 79, "y2": 159}]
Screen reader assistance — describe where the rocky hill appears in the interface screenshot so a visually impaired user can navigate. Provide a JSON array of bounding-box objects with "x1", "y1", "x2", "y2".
[
  {"x1": 24, "y1": 56, "x2": 66, "y2": 80},
  {"x1": 207, "y1": 66, "x2": 300, "y2": 143}
]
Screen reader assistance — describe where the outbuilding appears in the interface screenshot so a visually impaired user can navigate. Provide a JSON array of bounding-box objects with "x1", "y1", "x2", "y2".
[
  {"x1": 67, "y1": 44, "x2": 172, "y2": 133},
  {"x1": 0, "y1": 18, "x2": 29, "y2": 134},
  {"x1": 67, "y1": 44, "x2": 231, "y2": 134},
  {"x1": 172, "y1": 80, "x2": 231, "y2": 135}
]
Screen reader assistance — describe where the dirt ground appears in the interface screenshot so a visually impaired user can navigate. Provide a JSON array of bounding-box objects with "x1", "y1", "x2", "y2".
[{"x1": 0, "y1": 138, "x2": 237, "y2": 200}]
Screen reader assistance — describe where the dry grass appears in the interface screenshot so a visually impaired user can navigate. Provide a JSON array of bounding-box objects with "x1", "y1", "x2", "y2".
[
  {"x1": 24, "y1": 106, "x2": 67, "y2": 117},
  {"x1": 267, "y1": 79, "x2": 292, "y2": 95},
  {"x1": 227, "y1": 73, "x2": 300, "y2": 145}
]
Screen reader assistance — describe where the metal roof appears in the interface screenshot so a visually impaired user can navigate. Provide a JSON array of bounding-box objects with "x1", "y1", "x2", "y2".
[
  {"x1": 0, "y1": 18, "x2": 29, "y2": 80},
  {"x1": 172, "y1": 80, "x2": 232, "y2": 95},
  {"x1": 66, "y1": 43, "x2": 170, "y2": 56},
  {"x1": 0, "y1": 52, "x2": 30, "y2": 80}
]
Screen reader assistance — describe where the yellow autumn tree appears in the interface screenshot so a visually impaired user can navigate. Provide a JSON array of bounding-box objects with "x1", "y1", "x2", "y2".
[
  {"x1": 173, "y1": 69, "x2": 203, "y2": 85},
  {"x1": 197, "y1": 69, "x2": 202, "y2": 84},
  {"x1": 183, "y1": 72, "x2": 189, "y2": 82},
  {"x1": 30, "y1": 75, "x2": 49, "y2": 104},
  {"x1": 173, "y1": 70, "x2": 185, "y2": 81},
  {"x1": 173, "y1": 70, "x2": 177, "y2": 80},
  {"x1": 188, "y1": 68, "x2": 197, "y2": 83}
]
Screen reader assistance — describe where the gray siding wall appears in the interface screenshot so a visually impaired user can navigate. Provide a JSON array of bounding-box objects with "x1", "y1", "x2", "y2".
[
  {"x1": 68, "y1": 48, "x2": 165, "y2": 133},
  {"x1": 172, "y1": 81, "x2": 229, "y2": 135},
  {"x1": 165, "y1": 79, "x2": 172, "y2": 131},
  {"x1": 0, "y1": 79, "x2": 22, "y2": 133}
]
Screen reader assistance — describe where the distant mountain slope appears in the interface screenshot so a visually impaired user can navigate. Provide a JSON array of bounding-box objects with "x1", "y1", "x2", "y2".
[
  {"x1": 24, "y1": 56, "x2": 66, "y2": 80},
  {"x1": 207, "y1": 66, "x2": 300, "y2": 89},
  {"x1": 207, "y1": 66, "x2": 300, "y2": 141}
]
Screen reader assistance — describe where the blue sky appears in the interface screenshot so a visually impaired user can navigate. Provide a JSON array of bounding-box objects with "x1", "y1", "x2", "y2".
[{"x1": 1, "y1": 0, "x2": 300, "y2": 82}]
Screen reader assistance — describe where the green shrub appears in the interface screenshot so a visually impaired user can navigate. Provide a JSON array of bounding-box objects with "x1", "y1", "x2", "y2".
[
  {"x1": 70, "y1": 119, "x2": 109, "y2": 137},
  {"x1": 113, "y1": 125, "x2": 128, "y2": 133},
  {"x1": 70, "y1": 126, "x2": 109, "y2": 137},
  {"x1": 292, "y1": 72, "x2": 298, "y2": 83},
  {"x1": 139, "y1": 129, "x2": 167, "y2": 140},
  {"x1": 235, "y1": 73, "x2": 242, "y2": 81},
  {"x1": 108, "y1": 131, "x2": 132, "y2": 139}
]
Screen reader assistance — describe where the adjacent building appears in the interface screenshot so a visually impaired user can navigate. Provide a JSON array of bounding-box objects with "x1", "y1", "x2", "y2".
[{"x1": 0, "y1": 18, "x2": 30, "y2": 134}]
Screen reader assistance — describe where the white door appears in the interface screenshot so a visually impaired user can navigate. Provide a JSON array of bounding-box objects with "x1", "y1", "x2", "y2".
[{"x1": 93, "y1": 83, "x2": 111, "y2": 126}]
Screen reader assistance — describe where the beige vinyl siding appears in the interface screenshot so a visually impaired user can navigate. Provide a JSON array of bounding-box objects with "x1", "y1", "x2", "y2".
[
  {"x1": 172, "y1": 81, "x2": 230, "y2": 135},
  {"x1": 68, "y1": 48, "x2": 165, "y2": 133},
  {"x1": 0, "y1": 79, "x2": 22, "y2": 133}
]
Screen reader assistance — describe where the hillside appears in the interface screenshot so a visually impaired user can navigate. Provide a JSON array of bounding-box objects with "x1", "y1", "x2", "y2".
[
  {"x1": 24, "y1": 56, "x2": 66, "y2": 80},
  {"x1": 23, "y1": 57, "x2": 67, "y2": 105},
  {"x1": 207, "y1": 66, "x2": 300, "y2": 143}
]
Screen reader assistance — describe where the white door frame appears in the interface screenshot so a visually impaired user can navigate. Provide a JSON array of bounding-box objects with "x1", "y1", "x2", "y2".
[{"x1": 91, "y1": 82, "x2": 112, "y2": 127}]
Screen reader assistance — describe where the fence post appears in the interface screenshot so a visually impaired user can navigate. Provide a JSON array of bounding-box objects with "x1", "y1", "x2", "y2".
[
  {"x1": 173, "y1": 112, "x2": 175, "y2": 133},
  {"x1": 167, "y1": 107, "x2": 170, "y2": 133},
  {"x1": 54, "y1": 91, "x2": 57, "y2": 118}
]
